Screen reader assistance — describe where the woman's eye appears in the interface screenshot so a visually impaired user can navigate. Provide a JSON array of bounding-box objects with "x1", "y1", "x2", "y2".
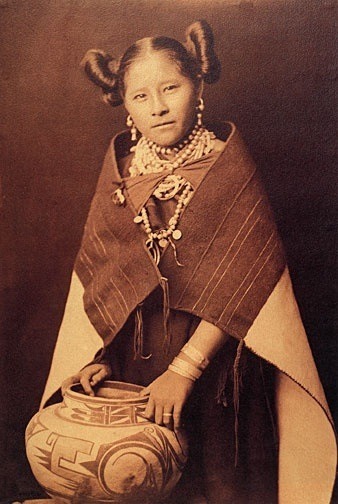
[
  {"x1": 164, "y1": 85, "x2": 178, "y2": 92},
  {"x1": 133, "y1": 93, "x2": 147, "y2": 101}
]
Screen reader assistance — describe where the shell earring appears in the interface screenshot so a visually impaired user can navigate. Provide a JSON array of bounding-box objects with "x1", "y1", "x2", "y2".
[
  {"x1": 126, "y1": 115, "x2": 137, "y2": 142},
  {"x1": 196, "y1": 98, "x2": 204, "y2": 127}
]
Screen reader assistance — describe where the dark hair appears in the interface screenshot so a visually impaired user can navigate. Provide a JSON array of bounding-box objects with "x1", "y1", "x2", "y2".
[{"x1": 81, "y1": 20, "x2": 221, "y2": 107}]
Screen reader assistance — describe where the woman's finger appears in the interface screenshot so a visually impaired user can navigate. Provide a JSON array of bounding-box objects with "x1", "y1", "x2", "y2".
[
  {"x1": 139, "y1": 386, "x2": 151, "y2": 397},
  {"x1": 154, "y1": 404, "x2": 164, "y2": 426},
  {"x1": 61, "y1": 375, "x2": 79, "y2": 396},
  {"x1": 173, "y1": 404, "x2": 183, "y2": 432},
  {"x1": 80, "y1": 375, "x2": 95, "y2": 396},
  {"x1": 144, "y1": 396, "x2": 155, "y2": 420},
  {"x1": 89, "y1": 367, "x2": 109, "y2": 386},
  {"x1": 162, "y1": 409, "x2": 174, "y2": 429}
]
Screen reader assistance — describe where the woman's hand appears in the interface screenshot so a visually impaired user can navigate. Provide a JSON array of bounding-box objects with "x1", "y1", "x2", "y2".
[
  {"x1": 61, "y1": 363, "x2": 112, "y2": 397},
  {"x1": 140, "y1": 369, "x2": 195, "y2": 431}
]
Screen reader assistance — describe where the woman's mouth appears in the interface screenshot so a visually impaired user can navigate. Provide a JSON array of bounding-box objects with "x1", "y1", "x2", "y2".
[{"x1": 152, "y1": 121, "x2": 175, "y2": 129}]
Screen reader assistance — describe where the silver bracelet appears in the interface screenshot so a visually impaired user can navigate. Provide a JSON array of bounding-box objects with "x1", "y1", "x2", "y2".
[
  {"x1": 168, "y1": 356, "x2": 203, "y2": 382},
  {"x1": 168, "y1": 363, "x2": 197, "y2": 382},
  {"x1": 180, "y1": 342, "x2": 210, "y2": 370}
]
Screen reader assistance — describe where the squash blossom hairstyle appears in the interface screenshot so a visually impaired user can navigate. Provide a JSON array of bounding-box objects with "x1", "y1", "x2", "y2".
[{"x1": 81, "y1": 20, "x2": 221, "y2": 107}]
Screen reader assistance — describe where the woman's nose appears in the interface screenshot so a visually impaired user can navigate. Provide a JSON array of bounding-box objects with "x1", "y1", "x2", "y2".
[{"x1": 151, "y1": 95, "x2": 169, "y2": 117}]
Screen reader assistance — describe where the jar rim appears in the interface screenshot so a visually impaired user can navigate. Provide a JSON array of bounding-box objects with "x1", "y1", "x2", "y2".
[{"x1": 65, "y1": 380, "x2": 147, "y2": 405}]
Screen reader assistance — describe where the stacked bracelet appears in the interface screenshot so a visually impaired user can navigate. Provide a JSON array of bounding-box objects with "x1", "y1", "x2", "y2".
[
  {"x1": 180, "y1": 342, "x2": 210, "y2": 370},
  {"x1": 168, "y1": 357, "x2": 202, "y2": 382}
]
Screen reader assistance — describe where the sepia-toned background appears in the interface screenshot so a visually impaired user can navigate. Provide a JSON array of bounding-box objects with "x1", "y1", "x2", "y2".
[{"x1": 0, "y1": 0, "x2": 336, "y2": 500}]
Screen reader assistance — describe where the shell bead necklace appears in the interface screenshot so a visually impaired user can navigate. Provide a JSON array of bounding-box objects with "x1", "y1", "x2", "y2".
[
  {"x1": 129, "y1": 124, "x2": 216, "y2": 177},
  {"x1": 131, "y1": 122, "x2": 215, "y2": 265}
]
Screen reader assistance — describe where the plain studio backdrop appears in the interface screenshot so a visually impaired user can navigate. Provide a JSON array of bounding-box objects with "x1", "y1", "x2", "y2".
[{"x1": 0, "y1": 0, "x2": 336, "y2": 500}]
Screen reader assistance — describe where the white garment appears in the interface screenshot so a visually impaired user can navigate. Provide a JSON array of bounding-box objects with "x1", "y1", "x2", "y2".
[{"x1": 40, "y1": 271, "x2": 101, "y2": 408}]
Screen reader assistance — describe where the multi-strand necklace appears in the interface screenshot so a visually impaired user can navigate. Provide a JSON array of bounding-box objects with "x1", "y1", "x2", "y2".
[
  {"x1": 131, "y1": 123, "x2": 216, "y2": 265},
  {"x1": 129, "y1": 124, "x2": 216, "y2": 177}
]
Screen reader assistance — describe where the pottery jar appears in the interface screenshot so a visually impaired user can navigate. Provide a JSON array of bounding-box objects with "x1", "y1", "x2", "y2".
[{"x1": 25, "y1": 381, "x2": 188, "y2": 503}]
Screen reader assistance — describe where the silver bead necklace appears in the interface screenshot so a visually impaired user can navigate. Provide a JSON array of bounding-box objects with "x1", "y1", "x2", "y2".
[{"x1": 133, "y1": 175, "x2": 193, "y2": 265}]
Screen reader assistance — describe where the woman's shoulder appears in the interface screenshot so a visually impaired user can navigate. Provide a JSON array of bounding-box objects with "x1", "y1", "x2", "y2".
[
  {"x1": 210, "y1": 120, "x2": 234, "y2": 140},
  {"x1": 210, "y1": 121, "x2": 236, "y2": 153},
  {"x1": 113, "y1": 129, "x2": 133, "y2": 159},
  {"x1": 118, "y1": 152, "x2": 134, "y2": 178},
  {"x1": 107, "y1": 130, "x2": 134, "y2": 178}
]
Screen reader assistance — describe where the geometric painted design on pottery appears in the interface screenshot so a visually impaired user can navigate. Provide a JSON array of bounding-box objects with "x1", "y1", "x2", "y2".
[
  {"x1": 25, "y1": 415, "x2": 48, "y2": 442},
  {"x1": 68, "y1": 403, "x2": 146, "y2": 426},
  {"x1": 26, "y1": 381, "x2": 188, "y2": 503},
  {"x1": 26, "y1": 417, "x2": 96, "y2": 498},
  {"x1": 80, "y1": 426, "x2": 186, "y2": 500}
]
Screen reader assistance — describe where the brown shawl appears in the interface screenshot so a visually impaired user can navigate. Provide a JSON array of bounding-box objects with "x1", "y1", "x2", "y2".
[
  {"x1": 74, "y1": 123, "x2": 285, "y2": 345},
  {"x1": 74, "y1": 122, "x2": 336, "y2": 502}
]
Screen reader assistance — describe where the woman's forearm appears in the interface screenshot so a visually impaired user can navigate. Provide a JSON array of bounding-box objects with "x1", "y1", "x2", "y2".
[{"x1": 176, "y1": 319, "x2": 230, "y2": 369}]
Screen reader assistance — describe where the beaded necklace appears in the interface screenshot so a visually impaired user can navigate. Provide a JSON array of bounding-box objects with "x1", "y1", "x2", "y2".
[
  {"x1": 131, "y1": 123, "x2": 216, "y2": 265},
  {"x1": 129, "y1": 124, "x2": 216, "y2": 177},
  {"x1": 133, "y1": 176, "x2": 193, "y2": 265}
]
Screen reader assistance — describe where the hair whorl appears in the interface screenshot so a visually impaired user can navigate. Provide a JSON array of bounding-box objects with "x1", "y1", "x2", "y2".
[
  {"x1": 82, "y1": 21, "x2": 220, "y2": 107},
  {"x1": 81, "y1": 49, "x2": 123, "y2": 107},
  {"x1": 185, "y1": 20, "x2": 221, "y2": 84}
]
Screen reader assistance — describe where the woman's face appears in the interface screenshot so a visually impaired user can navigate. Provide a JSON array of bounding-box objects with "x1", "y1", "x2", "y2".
[{"x1": 123, "y1": 51, "x2": 202, "y2": 147}]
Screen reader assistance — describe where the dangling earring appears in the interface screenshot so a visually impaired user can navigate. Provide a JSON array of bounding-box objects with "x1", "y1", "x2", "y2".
[
  {"x1": 126, "y1": 115, "x2": 137, "y2": 141},
  {"x1": 197, "y1": 98, "x2": 204, "y2": 127}
]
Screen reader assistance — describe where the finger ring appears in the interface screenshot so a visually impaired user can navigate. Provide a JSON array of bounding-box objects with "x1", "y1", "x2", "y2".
[{"x1": 162, "y1": 413, "x2": 173, "y2": 417}]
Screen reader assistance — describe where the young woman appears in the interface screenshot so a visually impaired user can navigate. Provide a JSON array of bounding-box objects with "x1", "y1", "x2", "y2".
[{"x1": 44, "y1": 20, "x2": 336, "y2": 504}]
